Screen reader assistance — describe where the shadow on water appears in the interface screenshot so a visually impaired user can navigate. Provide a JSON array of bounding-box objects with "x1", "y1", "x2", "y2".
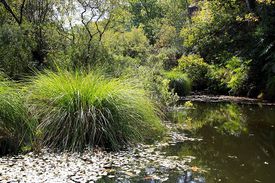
[{"x1": 166, "y1": 102, "x2": 275, "y2": 183}]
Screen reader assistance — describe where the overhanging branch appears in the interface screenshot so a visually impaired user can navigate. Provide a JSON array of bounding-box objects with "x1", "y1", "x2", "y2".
[{"x1": 0, "y1": 0, "x2": 26, "y2": 25}]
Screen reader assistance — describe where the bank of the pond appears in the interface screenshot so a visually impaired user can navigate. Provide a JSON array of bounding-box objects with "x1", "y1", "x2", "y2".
[
  {"x1": 181, "y1": 95, "x2": 275, "y2": 106},
  {"x1": 0, "y1": 125, "x2": 204, "y2": 183}
]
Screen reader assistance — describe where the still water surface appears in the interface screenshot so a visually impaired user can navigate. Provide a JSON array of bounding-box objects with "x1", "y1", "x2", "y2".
[
  {"x1": 101, "y1": 101, "x2": 275, "y2": 183},
  {"x1": 166, "y1": 102, "x2": 275, "y2": 183}
]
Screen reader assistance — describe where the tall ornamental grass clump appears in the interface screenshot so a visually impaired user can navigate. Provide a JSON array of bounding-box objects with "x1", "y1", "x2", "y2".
[
  {"x1": 27, "y1": 70, "x2": 164, "y2": 151},
  {"x1": 0, "y1": 78, "x2": 34, "y2": 155}
]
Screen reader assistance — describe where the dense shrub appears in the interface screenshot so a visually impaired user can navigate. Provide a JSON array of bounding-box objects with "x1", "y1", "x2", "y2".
[
  {"x1": 0, "y1": 77, "x2": 34, "y2": 155},
  {"x1": 176, "y1": 54, "x2": 251, "y2": 95},
  {"x1": 27, "y1": 70, "x2": 164, "y2": 151},
  {"x1": 225, "y1": 57, "x2": 250, "y2": 95},
  {"x1": 177, "y1": 54, "x2": 211, "y2": 90},
  {"x1": 206, "y1": 66, "x2": 229, "y2": 94},
  {"x1": 157, "y1": 47, "x2": 180, "y2": 70},
  {"x1": 266, "y1": 76, "x2": 275, "y2": 100},
  {"x1": 127, "y1": 64, "x2": 179, "y2": 107},
  {"x1": 103, "y1": 28, "x2": 150, "y2": 62},
  {"x1": 164, "y1": 71, "x2": 191, "y2": 96},
  {"x1": 155, "y1": 24, "x2": 177, "y2": 49}
]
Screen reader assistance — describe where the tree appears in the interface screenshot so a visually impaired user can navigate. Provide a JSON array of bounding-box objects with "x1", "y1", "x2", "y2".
[{"x1": 128, "y1": 0, "x2": 163, "y2": 44}]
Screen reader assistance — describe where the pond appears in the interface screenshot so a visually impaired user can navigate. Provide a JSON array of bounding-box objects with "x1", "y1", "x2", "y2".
[
  {"x1": 98, "y1": 101, "x2": 275, "y2": 183},
  {"x1": 1, "y1": 101, "x2": 275, "y2": 183},
  {"x1": 164, "y1": 101, "x2": 275, "y2": 183}
]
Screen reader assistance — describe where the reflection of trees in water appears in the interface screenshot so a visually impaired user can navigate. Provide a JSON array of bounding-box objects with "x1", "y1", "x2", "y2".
[
  {"x1": 172, "y1": 102, "x2": 248, "y2": 136},
  {"x1": 165, "y1": 128, "x2": 275, "y2": 183},
  {"x1": 167, "y1": 102, "x2": 275, "y2": 183}
]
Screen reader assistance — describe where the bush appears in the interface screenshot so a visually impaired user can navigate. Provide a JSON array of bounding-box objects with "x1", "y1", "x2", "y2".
[
  {"x1": 177, "y1": 54, "x2": 211, "y2": 90},
  {"x1": 266, "y1": 76, "x2": 275, "y2": 100},
  {"x1": 164, "y1": 71, "x2": 191, "y2": 96},
  {"x1": 126, "y1": 64, "x2": 179, "y2": 107},
  {"x1": 157, "y1": 47, "x2": 180, "y2": 70},
  {"x1": 27, "y1": 70, "x2": 164, "y2": 151},
  {"x1": 206, "y1": 66, "x2": 230, "y2": 94},
  {"x1": 225, "y1": 56, "x2": 250, "y2": 95},
  {"x1": 103, "y1": 28, "x2": 150, "y2": 62},
  {"x1": 0, "y1": 77, "x2": 34, "y2": 155}
]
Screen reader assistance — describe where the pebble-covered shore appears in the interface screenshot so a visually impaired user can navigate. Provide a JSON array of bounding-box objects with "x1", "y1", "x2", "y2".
[{"x1": 0, "y1": 126, "x2": 203, "y2": 183}]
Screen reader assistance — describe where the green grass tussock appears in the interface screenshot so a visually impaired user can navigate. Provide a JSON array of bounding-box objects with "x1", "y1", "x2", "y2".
[
  {"x1": 27, "y1": 70, "x2": 164, "y2": 151},
  {"x1": 0, "y1": 77, "x2": 34, "y2": 155}
]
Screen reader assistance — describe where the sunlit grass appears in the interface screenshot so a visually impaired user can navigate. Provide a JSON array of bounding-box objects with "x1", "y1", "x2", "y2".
[{"x1": 27, "y1": 70, "x2": 165, "y2": 151}]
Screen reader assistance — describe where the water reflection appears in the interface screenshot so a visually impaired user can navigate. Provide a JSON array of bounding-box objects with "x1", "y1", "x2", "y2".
[
  {"x1": 98, "y1": 102, "x2": 275, "y2": 183},
  {"x1": 170, "y1": 102, "x2": 248, "y2": 136},
  {"x1": 167, "y1": 102, "x2": 275, "y2": 183}
]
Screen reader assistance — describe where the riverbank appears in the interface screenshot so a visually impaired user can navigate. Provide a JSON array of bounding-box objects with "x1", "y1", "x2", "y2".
[
  {"x1": 0, "y1": 124, "x2": 203, "y2": 183},
  {"x1": 180, "y1": 95, "x2": 275, "y2": 105}
]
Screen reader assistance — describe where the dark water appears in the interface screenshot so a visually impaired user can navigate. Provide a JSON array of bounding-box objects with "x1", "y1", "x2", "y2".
[
  {"x1": 165, "y1": 102, "x2": 275, "y2": 183},
  {"x1": 100, "y1": 101, "x2": 275, "y2": 183}
]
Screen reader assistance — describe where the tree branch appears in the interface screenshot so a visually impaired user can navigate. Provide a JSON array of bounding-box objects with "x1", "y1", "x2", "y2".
[
  {"x1": 19, "y1": 0, "x2": 26, "y2": 24},
  {"x1": 0, "y1": 0, "x2": 26, "y2": 25},
  {"x1": 0, "y1": 0, "x2": 20, "y2": 24}
]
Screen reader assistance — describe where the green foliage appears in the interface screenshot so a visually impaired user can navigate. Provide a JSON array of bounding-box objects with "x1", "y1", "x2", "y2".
[
  {"x1": 225, "y1": 57, "x2": 250, "y2": 95},
  {"x1": 103, "y1": 28, "x2": 150, "y2": 62},
  {"x1": 124, "y1": 64, "x2": 179, "y2": 107},
  {"x1": 152, "y1": 47, "x2": 179, "y2": 70},
  {"x1": 155, "y1": 24, "x2": 177, "y2": 49},
  {"x1": 1, "y1": 0, "x2": 275, "y2": 156},
  {"x1": 204, "y1": 57, "x2": 250, "y2": 95},
  {"x1": 0, "y1": 24, "x2": 35, "y2": 78},
  {"x1": 159, "y1": 0, "x2": 189, "y2": 30},
  {"x1": 206, "y1": 66, "x2": 229, "y2": 94},
  {"x1": 154, "y1": 23, "x2": 183, "y2": 70},
  {"x1": 178, "y1": 54, "x2": 211, "y2": 90},
  {"x1": 164, "y1": 71, "x2": 191, "y2": 96},
  {"x1": 180, "y1": 0, "x2": 245, "y2": 63},
  {"x1": 99, "y1": 28, "x2": 152, "y2": 76},
  {"x1": 103, "y1": 27, "x2": 181, "y2": 105},
  {"x1": 0, "y1": 76, "x2": 34, "y2": 155},
  {"x1": 179, "y1": 0, "x2": 275, "y2": 98},
  {"x1": 176, "y1": 54, "x2": 250, "y2": 95},
  {"x1": 26, "y1": 70, "x2": 165, "y2": 151},
  {"x1": 128, "y1": 0, "x2": 163, "y2": 43}
]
